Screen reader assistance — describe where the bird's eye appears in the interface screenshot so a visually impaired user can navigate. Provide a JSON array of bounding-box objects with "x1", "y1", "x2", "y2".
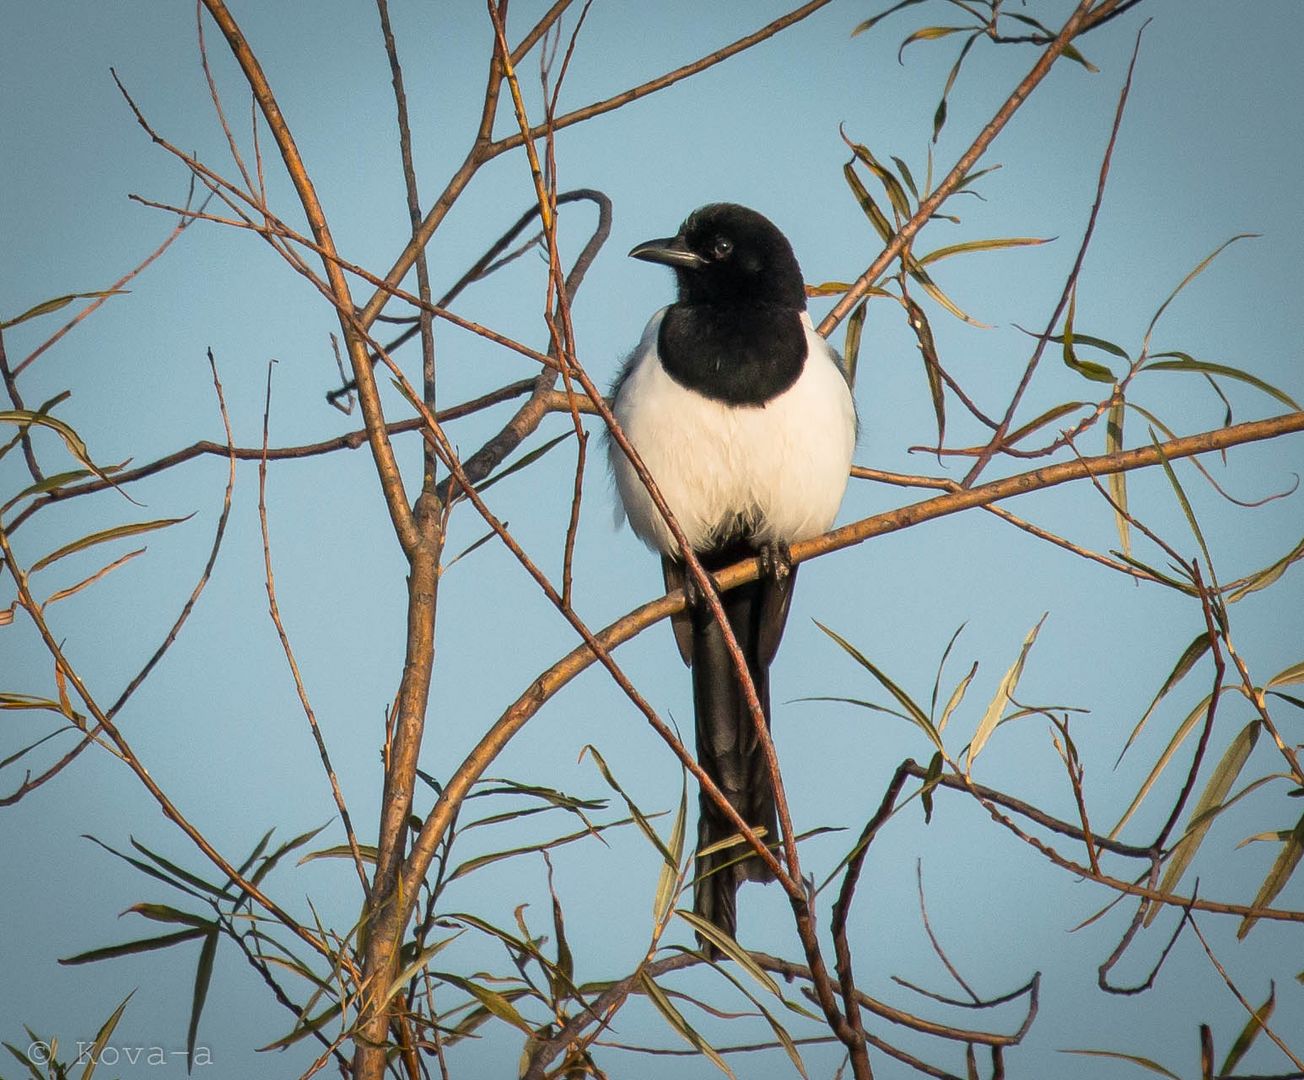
[{"x1": 712, "y1": 236, "x2": 733, "y2": 260}]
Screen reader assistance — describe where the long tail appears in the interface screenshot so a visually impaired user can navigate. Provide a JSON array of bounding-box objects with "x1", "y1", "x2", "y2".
[{"x1": 686, "y1": 551, "x2": 794, "y2": 943}]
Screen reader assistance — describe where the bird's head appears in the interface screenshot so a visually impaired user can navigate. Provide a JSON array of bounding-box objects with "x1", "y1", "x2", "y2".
[{"x1": 629, "y1": 203, "x2": 806, "y2": 310}]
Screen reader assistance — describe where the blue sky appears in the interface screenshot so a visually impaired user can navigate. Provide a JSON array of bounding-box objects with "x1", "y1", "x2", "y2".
[{"x1": 3, "y1": 2, "x2": 1304, "y2": 1077}]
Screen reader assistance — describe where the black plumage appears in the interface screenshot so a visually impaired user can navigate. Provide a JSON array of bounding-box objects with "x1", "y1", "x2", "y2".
[{"x1": 610, "y1": 203, "x2": 856, "y2": 944}]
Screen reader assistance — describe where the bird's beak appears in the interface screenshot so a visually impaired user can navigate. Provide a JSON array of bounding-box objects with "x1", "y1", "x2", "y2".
[{"x1": 629, "y1": 234, "x2": 706, "y2": 270}]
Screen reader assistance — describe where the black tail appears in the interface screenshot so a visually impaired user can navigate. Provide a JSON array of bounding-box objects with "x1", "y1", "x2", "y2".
[{"x1": 675, "y1": 546, "x2": 795, "y2": 944}]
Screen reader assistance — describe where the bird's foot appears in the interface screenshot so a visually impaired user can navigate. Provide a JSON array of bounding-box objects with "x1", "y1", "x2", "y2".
[
  {"x1": 682, "y1": 563, "x2": 716, "y2": 611},
  {"x1": 756, "y1": 540, "x2": 793, "y2": 583}
]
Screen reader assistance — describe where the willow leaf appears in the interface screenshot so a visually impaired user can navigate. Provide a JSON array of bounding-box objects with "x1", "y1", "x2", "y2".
[
  {"x1": 1149, "y1": 722, "x2": 1260, "y2": 925},
  {"x1": 968, "y1": 616, "x2": 1045, "y2": 771},
  {"x1": 1238, "y1": 811, "x2": 1304, "y2": 939}
]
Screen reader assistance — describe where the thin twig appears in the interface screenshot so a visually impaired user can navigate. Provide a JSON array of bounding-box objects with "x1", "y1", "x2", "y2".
[
  {"x1": 355, "y1": 0, "x2": 837, "y2": 335},
  {"x1": 0, "y1": 523, "x2": 338, "y2": 964},
  {"x1": 257, "y1": 363, "x2": 370, "y2": 897},
  {"x1": 818, "y1": 0, "x2": 1099, "y2": 336},
  {"x1": 199, "y1": 0, "x2": 419, "y2": 553},
  {"x1": 8, "y1": 379, "x2": 538, "y2": 534},
  {"x1": 14, "y1": 183, "x2": 208, "y2": 378},
  {"x1": 1190, "y1": 917, "x2": 1304, "y2": 1072},
  {"x1": 960, "y1": 20, "x2": 1146, "y2": 486},
  {"x1": 403, "y1": 410, "x2": 1304, "y2": 929},
  {"x1": 0, "y1": 327, "x2": 42, "y2": 483},
  {"x1": 2, "y1": 349, "x2": 238, "y2": 806}
]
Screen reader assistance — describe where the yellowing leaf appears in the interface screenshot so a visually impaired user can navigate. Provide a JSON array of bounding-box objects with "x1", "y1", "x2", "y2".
[
  {"x1": 1106, "y1": 397, "x2": 1129, "y2": 555},
  {"x1": 1149, "y1": 722, "x2": 1260, "y2": 925},
  {"x1": 1, "y1": 290, "x2": 127, "y2": 330},
  {"x1": 968, "y1": 616, "x2": 1045, "y2": 772},
  {"x1": 1238, "y1": 811, "x2": 1304, "y2": 939},
  {"x1": 31, "y1": 517, "x2": 190, "y2": 574}
]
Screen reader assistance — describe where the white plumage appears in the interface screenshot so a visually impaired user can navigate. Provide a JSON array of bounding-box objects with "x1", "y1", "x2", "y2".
[{"x1": 611, "y1": 308, "x2": 856, "y2": 555}]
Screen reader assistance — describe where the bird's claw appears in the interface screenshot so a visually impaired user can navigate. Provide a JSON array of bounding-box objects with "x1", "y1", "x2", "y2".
[{"x1": 757, "y1": 541, "x2": 793, "y2": 583}]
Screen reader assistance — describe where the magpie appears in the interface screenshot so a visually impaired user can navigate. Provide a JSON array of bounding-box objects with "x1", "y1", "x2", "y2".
[{"x1": 608, "y1": 203, "x2": 857, "y2": 941}]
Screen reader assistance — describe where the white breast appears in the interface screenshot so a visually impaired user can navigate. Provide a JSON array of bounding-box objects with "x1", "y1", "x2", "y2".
[{"x1": 610, "y1": 308, "x2": 857, "y2": 555}]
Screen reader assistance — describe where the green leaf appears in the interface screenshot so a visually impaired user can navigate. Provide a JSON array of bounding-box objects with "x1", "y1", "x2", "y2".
[
  {"x1": 698, "y1": 949, "x2": 814, "y2": 1077},
  {"x1": 1002, "y1": 400, "x2": 1090, "y2": 449},
  {"x1": 1039, "y1": 331, "x2": 1130, "y2": 360},
  {"x1": 816, "y1": 621, "x2": 941, "y2": 750},
  {"x1": 850, "y1": 0, "x2": 927, "y2": 37},
  {"x1": 1111, "y1": 550, "x2": 1198, "y2": 595},
  {"x1": 81, "y1": 835, "x2": 221, "y2": 903},
  {"x1": 929, "y1": 622, "x2": 966, "y2": 718},
  {"x1": 1268, "y1": 660, "x2": 1304, "y2": 688},
  {"x1": 676, "y1": 909, "x2": 783, "y2": 999},
  {"x1": 891, "y1": 155, "x2": 919, "y2": 199},
  {"x1": 447, "y1": 814, "x2": 639, "y2": 882},
  {"x1": 187, "y1": 928, "x2": 217, "y2": 1071},
  {"x1": 4, "y1": 1039, "x2": 47, "y2": 1080},
  {"x1": 1, "y1": 290, "x2": 127, "y2": 330},
  {"x1": 128, "y1": 837, "x2": 226, "y2": 900},
  {"x1": 898, "y1": 24, "x2": 967, "y2": 61},
  {"x1": 967, "y1": 616, "x2": 1045, "y2": 771},
  {"x1": 1060, "y1": 42, "x2": 1099, "y2": 72},
  {"x1": 0, "y1": 692, "x2": 68, "y2": 714},
  {"x1": 1149, "y1": 721, "x2": 1260, "y2": 924},
  {"x1": 234, "y1": 827, "x2": 275, "y2": 882},
  {"x1": 1115, "y1": 632, "x2": 1212, "y2": 770},
  {"x1": 1, "y1": 467, "x2": 96, "y2": 514},
  {"x1": 903, "y1": 296, "x2": 945, "y2": 451},
  {"x1": 298, "y1": 842, "x2": 379, "y2": 866},
  {"x1": 842, "y1": 158, "x2": 986, "y2": 326},
  {"x1": 1143, "y1": 354, "x2": 1300, "y2": 412},
  {"x1": 444, "y1": 527, "x2": 497, "y2": 571},
  {"x1": 248, "y1": 821, "x2": 330, "y2": 887},
  {"x1": 640, "y1": 972, "x2": 736, "y2": 1078},
  {"x1": 843, "y1": 300, "x2": 866, "y2": 389},
  {"x1": 381, "y1": 936, "x2": 459, "y2": 1007},
  {"x1": 450, "y1": 912, "x2": 579, "y2": 1005},
  {"x1": 654, "y1": 782, "x2": 688, "y2": 924},
  {"x1": 0, "y1": 728, "x2": 75, "y2": 772},
  {"x1": 1220, "y1": 983, "x2": 1276, "y2": 1075},
  {"x1": 938, "y1": 662, "x2": 977, "y2": 734},
  {"x1": 1227, "y1": 535, "x2": 1304, "y2": 603},
  {"x1": 1106, "y1": 397, "x2": 1129, "y2": 555},
  {"x1": 1238, "y1": 810, "x2": 1304, "y2": 939},
  {"x1": 0, "y1": 409, "x2": 108, "y2": 479},
  {"x1": 1268, "y1": 690, "x2": 1304, "y2": 713},
  {"x1": 468, "y1": 777, "x2": 607, "y2": 814},
  {"x1": 544, "y1": 854, "x2": 573, "y2": 995},
  {"x1": 59, "y1": 927, "x2": 209, "y2": 965},
  {"x1": 123, "y1": 903, "x2": 215, "y2": 929},
  {"x1": 843, "y1": 136, "x2": 913, "y2": 223},
  {"x1": 921, "y1": 750, "x2": 944, "y2": 824},
  {"x1": 931, "y1": 32, "x2": 980, "y2": 142},
  {"x1": 581, "y1": 745, "x2": 673, "y2": 864},
  {"x1": 30, "y1": 516, "x2": 190, "y2": 574},
  {"x1": 1143, "y1": 234, "x2": 1259, "y2": 348},
  {"x1": 843, "y1": 162, "x2": 895, "y2": 245},
  {"x1": 1059, "y1": 1048, "x2": 1181, "y2": 1079},
  {"x1": 1111, "y1": 692, "x2": 1216, "y2": 839},
  {"x1": 1148, "y1": 430, "x2": 1214, "y2": 575},
  {"x1": 476, "y1": 430, "x2": 573, "y2": 494},
  {"x1": 259, "y1": 1002, "x2": 343, "y2": 1052},
  {"x1": 76, "y1": 992, "x2": 134, "y2": 1080},
  {"x1": 1061, "y1": 289, "x2": 1116, "y2": 383},
  {"x1": 917, "y1": 235, "x2": 1051, "y2": 266},
  {"x1": 434, "y1": 972, "x2": 536, "y2": 1035}
]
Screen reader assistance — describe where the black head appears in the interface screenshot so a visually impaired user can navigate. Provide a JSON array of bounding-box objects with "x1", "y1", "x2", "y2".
[{"x1": 629, "y1": 203, "x2": 807, "y2": 310}]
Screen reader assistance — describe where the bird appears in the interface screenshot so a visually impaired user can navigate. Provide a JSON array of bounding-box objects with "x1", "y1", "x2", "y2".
[{"x1": 607, "y1": 203, "x2": 857, "y2": 942}]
